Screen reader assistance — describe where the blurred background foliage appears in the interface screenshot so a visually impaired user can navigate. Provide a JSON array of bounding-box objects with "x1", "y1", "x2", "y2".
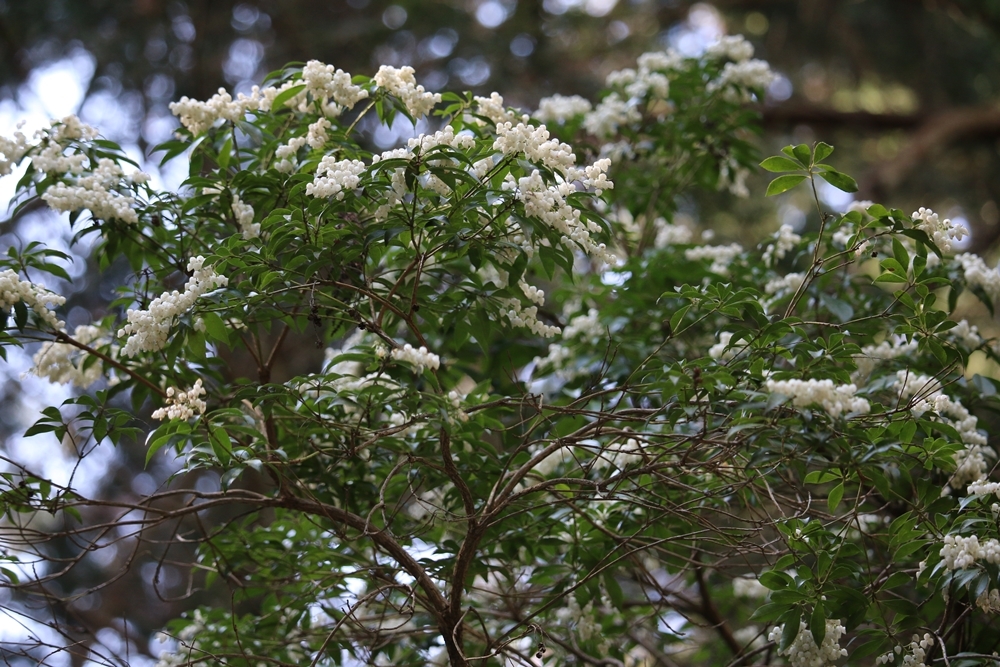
[{"x1": 4, "y1": 0, "x2": 1000, "y2": 663}]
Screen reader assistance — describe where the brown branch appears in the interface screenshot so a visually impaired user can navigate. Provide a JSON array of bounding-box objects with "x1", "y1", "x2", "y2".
[
  {"x1": 694, "y1": 565, "x2": 742, "y2": 657},
  {"x1": 51, "y1": 330, "x2": 166, "y2": 397}
]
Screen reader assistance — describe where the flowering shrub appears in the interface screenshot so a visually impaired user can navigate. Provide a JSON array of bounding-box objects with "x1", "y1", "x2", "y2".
[{"x1": 3, "y1": 34, "x2": 1000, "y2": 667}]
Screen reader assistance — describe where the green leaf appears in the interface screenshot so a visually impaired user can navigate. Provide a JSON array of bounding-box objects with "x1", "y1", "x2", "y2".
[
  {"x1": 892, "y1": 237, "x2": 910, "y2": 273},
  {"x1": 669, "y1": 305, "x2": 691, "y2": 333},
  {"x1": 272, "y1": 83, "x2": 307, "y2": 110},
  {"x1": 817, "y1": 169, "x2": 858, "y2": 193},
  {"x1": 813, "y1": 142, "x2": 834, "y2": 163},
  {"x1": 827, "y1": 482, "x2": 844, "y2": 513},
  {"x1": 217, "y1": 134, "x2": 233, "y2": 170},
  {"x1": 874, "y1": 272, "x2": 908, "y2": 284},
  {"x1": 804, "y1": 470, "x2": 841, "y2": 484},
  {"x1": 759, "y1": 570, "x2": 793, "y2": 590},
  {"x1": 765, "y1": 174, "x2": 807, "y2": 197},
  {"x1": 809, "y1": 605, "x2": 826, "y2": 648},
  {"x1": 760, "y1": 156, "x2": 803, "y2": 173},
  {"x1": 201, "y1": 312, "x2": 231, "y2": 344},
  {"x1": 791, "y1": 144, "x2": 812, "y2": 166},
  {"x1": 779, "y1": 608, "x2": 802, "y2": 651}
]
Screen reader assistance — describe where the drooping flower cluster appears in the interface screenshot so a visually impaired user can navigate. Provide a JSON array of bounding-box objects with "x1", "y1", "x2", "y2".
[
  {"x1": 535, "y1": 94, "x2": 593, "y2": 124},
  {"x1": 977, "y1": 589, "x2": 1000, "y2": 613},
  {"x1": 32, "y1": 324, "x2": 110, "y2": 388},
  {"x1": 765, "y1": 378, "x2": 870, "y2": 418},
  {"x1": 705, "y1": 35, "x2": 756, "y2": 62},
  {"x1": 0, "y1": 269, "x2": 66, "y2": 330},
  {"x1": 232, "y1": 195, "x2": 259, "y2": 239},
  {"x1": 170, "y1": 60, "x2": 368, "y2": 135},
  {"x1": 170, "y1": 87, "x2": 264, "y2": 135},
  {"x1": 895, "y1": 371, "x2": 987, "y2": 488},
  {"x1": 685, "y1": 243, "x2": 743, "y2": 275},
  {"x1": 940, "y1": 534, "x2": 1000, "y2": 570},
  {"x1": 911, "y1": 207, "x2": 968, "y2": 254},
  {"x1": 374, "y1": 65, "x2": 441, "y2": 118},
  {"x1": 767, "y1": 619, "x2": 848, "y2": 667},
  {"x1": 707, "y1": 60, "x2": 778, "y2": 102},
  {"x1": 709, "y1": 331, "x2": 749, "y2": 362},
  {"x1": 300, "y1": 60, "x2": 369, "y2": 113},
  {"x1": 119, "y1": 256, "x2": 228, "y2": 357},
  {"x1": 41, "y1": 157, "x2": 139, "y2": 223},
  {"x1": 875, "y1": 634, "x2": 934, "y2": 667},
  {"x1": 306, "y1": 157, "x2": 366, "y2": 200},
  {"x1": 954, "y1": 253, "x2": 1000, "y2": 303},
  {"x1": 499, "y1": 297, "x2": 560, "y2": 337},
  {"x1": 853, "y1": 336, "x2": 919, "y2": 380},
  {"x1": 504, "y1": 169, "x2": 615, "y2": 265},
  {"x1": 391, "y1": 343, "x2": 441, "y2": 373},
  {"x1": 151, "y1": 379, "x2": 208, "y2": 421},
  {"x1": 763, "y1": 224, "x2": 802, "y2": 266},
  {"x1": 0, "y1": 124, "x2": 28, "y2": 176}
]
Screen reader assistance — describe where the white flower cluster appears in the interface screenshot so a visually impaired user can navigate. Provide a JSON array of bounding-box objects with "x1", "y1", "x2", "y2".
[
  {"x1": 391, "y1": 343, "x2": 441, "y2": 373},
  {"x1": 684, "y1": 243, "x2": 743, "y2": 275},
  {"x1": 170, "y1": 61, "x2": 368, "y2": 135},
  {"x1": 519, "y1": 279, "x2": 545, "y2": 306},
  {"x1": 705, "y1": 35, "x2": 755, "y2": 62},
  {"x1": 950, "y1": 319, "x2": 982, "y2": 349},
  {"x1": 232, "y1": 195, "x2": 259, "y2": 239},
  {"x1": 599, "y1": 437, "x2": 643, "y2": 470},
  {"x1": 470, "y1": 92, "x2": 519, "y2": 125},
  {"x1": 306, "y1": 157, "x2": 366, "y2": 200},
  {"x1": 151, "y1": 379, "x2": 207, "y2": 421},
  {"x1": 494, "y1": 122, "x2": 576, "y2": 175},
  {"x1": 27, "y1": 116, "x2": 97, "y2": 174},
  {"x1": 447, "y1": 389, "x2": 469, "y2": 423},
  {"x1": 306, "y1": 117, "x2": 331, "y2": 150},
  {"x1": 764, "y1": 272, "x2": 805, "y2": 296},
  {"x1": 767, "y1": 619, "x2": 848, "y2": 667},
  {"x1": 32, "y1": 324, "x2": 109, "y2": 388},
  {"x1": 765, "y1": 378, "x2": 870, "y2": 419},
  {"x1": 0, "y1": 124, "x2": 28, "y2": 176},
  {"x1": 535, "y1": 94, "x2": 593, "y2": 124},
  {"x1": 119, "y1": 256, "x2": 228, "y2": 357},
  {"x1": 763, "y1": 224, "x2": 802, "y2": 266},
  {"x1": 605, "y1": 57, "x2": 670, "y2": 100},
  {"x1": 654, "y1": 219, "x2": 694, "y2": 248},
  {"x1": 374, "y1": 65, "x2": 441, "y2": 118},
  {"x1": 853, "y1": 336, "x2": 919, "y2": 380},
  {"x1": 968, "y1": 479, "x2": 1000, "y2": 499},
  {"x1": 707, "y1": 60, "x2": 777, "y2": 103},
  {"x1": 955, "y1": 253, "x2": 1000, "y2": 303},
  {"x1": 499, "y1": 297, "x2": 560, "y2": 337},
  {"x1": 895, "y1": 371, "x2": 987, "y2": 489},
  {"x1": 506, "y1": 169, "x2": 615, "y2": 264},
  {"x1": 533, "y1": 308, "x2": 604, "y2": 378},
  {"x1": 875, "y1": 634, "x2": 933, "y2": 667},
  {"x1": 42, "y1": 157, "x2": 138, "y2": 223},
  {"x1": 978, "y1": 589, "x2": 1000, "y2": 613},
  {"x1": 709, "y1": 331, "x2": 749, "y2": 362},
  {"x1": 408, "y1": 125, "x2": 476, "y2": 156},
  {"x1": 555, "y1": 596, "x2": 601, "y2": 643},
  {"x1": 0, "y1": 269, "x2": 66, "y2": 329},
  {"x1": 301, "y1": 60, "x2": 369, "y2": 113},
  {"x1": 719, "y1": 155, "x2": 751, "y2": 197},
  {"x1": 940, "y1": 534, "x2": 1000, "y2": 570},
  {"x1": 583, "y1": 93, "x2": 641, "y2": 138},
  {"x1": 170, "y1": 87, "x2": 262, "y2": 135},
  {"x1": 274, "y1": 136, "x2": 308, "y2": 172},
  {"x1": 911, "y1": 207, "x2": 967, "y2": 254},
  {"x1": 732, "y1": 575, "x2": 769, "y2": 599}
]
